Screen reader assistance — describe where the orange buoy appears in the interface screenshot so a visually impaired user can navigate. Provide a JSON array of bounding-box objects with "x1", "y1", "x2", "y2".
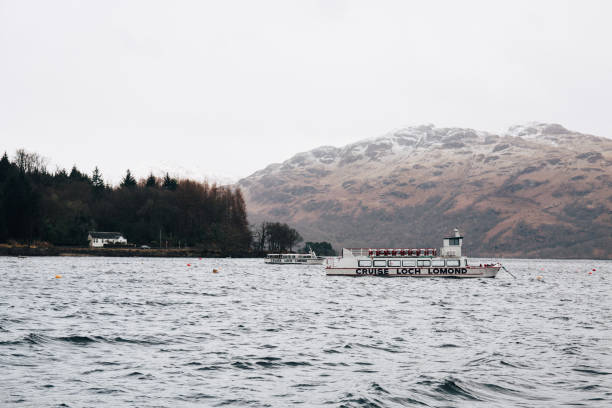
[
  {"x1": 212, "y1": 269, "x2": 218, "y2": 273},
  {"x1": 55, "y1": 275, "x2": 62, "y2": 279}
]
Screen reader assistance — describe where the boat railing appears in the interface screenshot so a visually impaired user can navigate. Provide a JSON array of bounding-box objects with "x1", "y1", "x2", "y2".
[
  {"x1": 344, "y1": 248, "x2": 371, "y2": 257},
  {"x1": 343, "y1": 248, "x2": 438, "y2": 257}
]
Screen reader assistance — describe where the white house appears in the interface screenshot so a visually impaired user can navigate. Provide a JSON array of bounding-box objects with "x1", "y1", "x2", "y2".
[{"x1": 88, "y1": 232, "x2": 128, "y2": 248}]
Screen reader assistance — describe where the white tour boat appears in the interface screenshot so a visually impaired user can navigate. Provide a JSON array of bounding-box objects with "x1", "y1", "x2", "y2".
[
  {"x1": 325, "y1": 229, "x2": 501, "y2": 278},
  {"x1": 265, "y1": 249, "x2": 325, "y2": 265}
]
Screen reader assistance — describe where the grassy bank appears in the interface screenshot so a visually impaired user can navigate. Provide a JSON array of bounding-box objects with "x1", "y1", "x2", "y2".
[{"x1": 0, "y1": 245, "x2": 232, "y2": 258}]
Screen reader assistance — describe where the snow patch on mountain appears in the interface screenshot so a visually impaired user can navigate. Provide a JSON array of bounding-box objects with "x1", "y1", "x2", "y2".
[{"x1": 505, "y1": 122, "x2": 572, "y2": 146}]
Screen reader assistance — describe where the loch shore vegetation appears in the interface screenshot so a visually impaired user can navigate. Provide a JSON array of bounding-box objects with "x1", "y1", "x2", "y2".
[
  {"x1": 251, "y1": 221, "x2": 304, "y2": 254},
  {"x1": 0, "y1": 150, "x2": 252, "y2": 255}
]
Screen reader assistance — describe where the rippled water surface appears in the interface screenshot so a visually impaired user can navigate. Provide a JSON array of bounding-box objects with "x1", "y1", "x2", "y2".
[{"x1": 1, "y1": 257, "x2": 611, "y2": 407}]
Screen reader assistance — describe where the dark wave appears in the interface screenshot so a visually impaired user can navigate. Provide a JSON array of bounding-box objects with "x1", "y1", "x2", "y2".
[
  {"x1": 577, "y1": 384, "x2": 601, "y2": 391},
  {"x1": 354, "y1": 342, "x2": 399, "y2": 353},
  {"x1": 24, "y1": 333, "x2": 51, "y2": 345},
  {"x1": 86, "y1": 387, "x2": 124, "y2": 394},
  {"x1": 434, "y1": 378, "x2": 481, "y2": 401},
  {"x1": 255, "y1": 360, "x2": 280, "y2": 368},
  {"x1": 0, "y1": 339, "x2": 22, "y2": 346},
  {"x1": 196, "y1": 365, "x2": 223, "y2": 371},
  {"x1": 57, "y1": 335, "x2": 102, "y2": 344},
  {"x1": 389, "y1": 395, "x2": 429, "y2": 406},
  {"x1": 111, "y1": 336, "x2": 166, "y2": 345},
  {"x1": 336, "y1": 394, "x2": 384, "y2": 408},
  {"x1": 1, "y1": 332, "x2": 167, "y2": 347},
  {"x1": 480, "y1": 382, "x2": 521, "y2": 396},
  {"x1": 96, "y1": 361, "x2": 121, "y2": 366},
  {"x1": 284, "y1": 361, "x2": 312, "y2": 367},
  {"x1": 291, "y1": 383, "x2": 319, "y2": 388},
  {"x1": 177, "y1": 393, "x2": 215, "y2": 401},
  {"x1": 231, "y1": 361, "x2": 253, "y2": 370},
  {"x1": 573, "y1": 368, "x2": 611, "y2": 375},
  {"x1": 369, "y1": 382, "x2": 389, "y2": 394}
]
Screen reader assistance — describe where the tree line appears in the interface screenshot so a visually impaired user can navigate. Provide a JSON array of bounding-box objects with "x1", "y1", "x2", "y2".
[
  {"x1": 252, "y1": 221, "x2": 304, "y2": 254},
  {"x1": 0, "y1": 149, "x2": 251, "y2": 255},
  {"x1": 250, "y1": 223, "x2": 335, "y2": 255}
]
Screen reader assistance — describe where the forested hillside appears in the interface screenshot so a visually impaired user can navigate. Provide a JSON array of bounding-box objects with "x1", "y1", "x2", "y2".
[{"x1": 0, "y1": 150, "x2": 251, "y2": 255}]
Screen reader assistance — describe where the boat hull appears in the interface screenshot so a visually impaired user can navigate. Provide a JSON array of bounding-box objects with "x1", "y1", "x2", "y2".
[{"x1": 325, "y1": 266, "x2": 499, "y2": 278}]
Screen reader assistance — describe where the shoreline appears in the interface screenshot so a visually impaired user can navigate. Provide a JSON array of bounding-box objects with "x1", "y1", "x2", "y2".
[
  {"x1": 1, "y1": 246, "x2": 609, "y2": 260},
  {"x1": 0, "y1": 246, "x2": 252, "y2": 258}
]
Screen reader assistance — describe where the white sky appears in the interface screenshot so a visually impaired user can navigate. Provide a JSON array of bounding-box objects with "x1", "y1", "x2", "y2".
[{"x1": 1, "y1": 0, "x2": 611, "y2": 184}]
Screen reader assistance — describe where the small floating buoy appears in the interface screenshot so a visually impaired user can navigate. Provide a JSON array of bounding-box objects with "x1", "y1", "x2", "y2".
[
  {"x1": 592, "y1": 268, "x2": 596, "y2": 272},
  {"x1": 536, "y1": 275, "x2": 543, "y2": 280},
  {"x1": 588, "y1": 271, "x2": 592, "y2": 275},
  {"x1": 212, "y1": 269, "x2": 218, "y2": 273},
  {"x1": 55, "y1": 275, "x2": 62, "y2": 279},
  {"x1": 187, "y1": 264, "x2": 191, "y2": 267}
]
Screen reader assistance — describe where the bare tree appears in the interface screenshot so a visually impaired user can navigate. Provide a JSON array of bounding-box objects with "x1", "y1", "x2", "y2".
[
  {"x1": 253, "y1": 222, "x2": 268, "y2": 252},
  {"x1": 14, "y1": 149, "x2": 48, "y2": 174}
]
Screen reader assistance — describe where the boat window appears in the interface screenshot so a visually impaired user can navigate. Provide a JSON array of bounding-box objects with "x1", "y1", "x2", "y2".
[
  {"x1": 373, "y1": 260, "x2": 387, "y2": 267},
  {"x1": 447, "y1": 260, "x2": 460, "y2": 267},
  {"x1": 402, "y1": 260, "x2": 416, "y2": 267},
  {"x1": 431, "y1": 260, "x2": 445, "y2": 267},
  {"x1": 449, "y1": 238, "x2": 460, "y2": 246},
  {"x1": 388, "y1": 260, "x2": 401, "y2": 267},
  {"x1": 358, "y1": 260, "x2": 372, "y2": 267},
  {"x1": 417, "y1": 260, "x2": 431, "y2": 267}
]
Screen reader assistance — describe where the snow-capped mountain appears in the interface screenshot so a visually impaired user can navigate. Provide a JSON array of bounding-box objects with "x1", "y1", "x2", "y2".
[{"x1": 238, "y1": 123, "x2": 612, "y2": 259}]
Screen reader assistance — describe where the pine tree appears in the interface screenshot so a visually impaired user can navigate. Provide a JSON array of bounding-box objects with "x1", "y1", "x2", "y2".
[
  {"x1": 0, "y1": 152, "x2": 12, "y2": 183},
  {"x1": 120, "y1": 169, "x2": 137, "y2": 188},
  {"x1": 145, "y1": 173, "x2": 158, "y2": 188},
  {"x1": 92, "y1": 167, "x2": 104, "y2": 187},
  {"x1": 69, "y1": 165, "x2": 90, "y2": 183},
  {"x1": 0, "y1": 152, "x2": 9, "y2": 167},
  {"x1": 162, "y1": 173, "x2": 177, "y2": 191},
  {"x1": 92, "y1": 166, "x2": 105, "y2": 194}
]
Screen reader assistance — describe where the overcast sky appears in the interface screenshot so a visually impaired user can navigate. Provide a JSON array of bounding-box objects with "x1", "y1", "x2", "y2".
[{"x1": 1, "y1": 0, "x2": 611, "y2": 184}]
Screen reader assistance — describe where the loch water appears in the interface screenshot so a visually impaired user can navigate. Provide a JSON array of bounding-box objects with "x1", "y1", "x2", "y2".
[{"x1": 1, "y1": 257, "x2": 611, "y2": 407}]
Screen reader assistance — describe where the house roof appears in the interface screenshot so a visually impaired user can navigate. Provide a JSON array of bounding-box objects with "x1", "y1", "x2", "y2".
[{"x1": 88, "y1": 231, "x2": 124, "y2": 239}]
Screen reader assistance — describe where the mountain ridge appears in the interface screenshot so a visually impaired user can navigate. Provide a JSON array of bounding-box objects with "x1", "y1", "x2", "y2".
[{"x1": 238, "y1": 123, "x2": 612, "y2": 259}]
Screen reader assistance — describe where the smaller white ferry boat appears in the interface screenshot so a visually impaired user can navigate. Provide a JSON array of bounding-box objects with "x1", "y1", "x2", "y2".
[
  {"x1": 265, "y1": 249, "x2": 325, "y2": 265},
  {"x1": 326, "y1": 229, "x2": 501, "y2": 278}
]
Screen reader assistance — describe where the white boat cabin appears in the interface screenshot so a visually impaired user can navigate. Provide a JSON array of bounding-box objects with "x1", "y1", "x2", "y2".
[
  {"x1": 440, "y1": 227, "x2": 463, "y2": 257},
  {"x1": 265, "y1": 251, "x2": 324, "y2": 265}
]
